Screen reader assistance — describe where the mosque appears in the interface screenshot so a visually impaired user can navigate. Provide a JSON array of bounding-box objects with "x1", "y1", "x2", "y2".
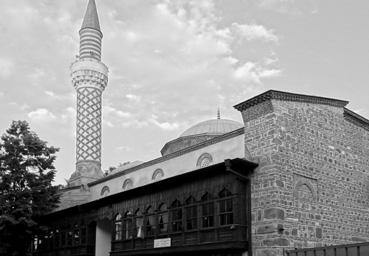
[{"x1": 32, "y1": 1, "x2": 369, "y2": 256}]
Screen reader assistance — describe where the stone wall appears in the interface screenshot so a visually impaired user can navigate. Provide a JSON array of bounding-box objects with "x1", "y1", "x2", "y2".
[{"x1": 237, "y1": 95, "x2": 369, "y2": 256}]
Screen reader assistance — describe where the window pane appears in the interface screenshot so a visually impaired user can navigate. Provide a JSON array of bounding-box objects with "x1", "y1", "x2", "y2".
[{"x1": 136, "y1": 218, "x2": 143, "y2": 238}]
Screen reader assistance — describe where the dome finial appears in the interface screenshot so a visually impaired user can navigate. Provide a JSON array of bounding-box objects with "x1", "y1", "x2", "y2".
[{"x1": 217, "y1": 108, "x2": 221, "y2": 119}]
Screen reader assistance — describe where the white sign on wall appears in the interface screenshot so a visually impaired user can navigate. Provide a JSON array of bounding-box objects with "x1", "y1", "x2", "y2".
[{"x1": 154, "y1": 238, "x2": 171, "y2": 248}]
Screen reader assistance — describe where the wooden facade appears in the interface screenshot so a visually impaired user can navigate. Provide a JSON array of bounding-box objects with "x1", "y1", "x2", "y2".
[{"x1": 33, "y1": 158, "x2": 257, "y2": 256}]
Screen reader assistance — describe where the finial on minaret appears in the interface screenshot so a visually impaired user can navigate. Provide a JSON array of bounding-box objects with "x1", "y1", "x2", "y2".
[
  {"x1": 217, "y1": 108, "x2": 221, "y2": 119},
  {"x1": 79, "y1": 0, "x2": 102, "y2": 60}
]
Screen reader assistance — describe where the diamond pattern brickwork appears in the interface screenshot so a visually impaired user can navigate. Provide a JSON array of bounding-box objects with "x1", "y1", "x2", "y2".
[{"x1": 76, "y1": 87, "x2": 102, "y2": 162}]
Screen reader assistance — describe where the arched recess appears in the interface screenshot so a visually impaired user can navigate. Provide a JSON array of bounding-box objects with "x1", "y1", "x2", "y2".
[
  {"x1": 157, "y1": 203, "x2": 168, "y2": 233},
  {"x1": 200, "y1": 192, "x2": 214, "y2": 228},
  {"x1": 114, "y1": 214, "x2": 122, "y2": 241},
  {"x1": 100, "y1": 186, "x2": 110, "y2": 197},
  {"x1": 122, "y1": 179, "x2": 133, "y2": 191},
  {"x1": 152, "y1": 168, "x2": 164, "y2": 181},
  {"x1": 196, "y1": 153, "x2": 213, "y2": 168},
  {"x1": 294, "y1": 180, "x2": 316, "y2": 202},
  {"x1": 185, "y1": 196, "x2": 197, "y2": 230}
]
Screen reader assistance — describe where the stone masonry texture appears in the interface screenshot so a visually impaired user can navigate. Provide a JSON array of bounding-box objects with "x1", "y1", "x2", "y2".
[{"x1": 237, "y1": 94, "x2": 369, "y2": 256}]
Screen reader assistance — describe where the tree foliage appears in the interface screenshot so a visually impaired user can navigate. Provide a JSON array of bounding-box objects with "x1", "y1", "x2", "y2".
[{"x1": 0, "y1": 121, "x2": 60, "y2": 256}]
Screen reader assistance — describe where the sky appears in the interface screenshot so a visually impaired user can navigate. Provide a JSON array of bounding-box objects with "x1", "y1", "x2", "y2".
[{"x1": 0, "y1": 0, "x2": 368, "y2": 185}]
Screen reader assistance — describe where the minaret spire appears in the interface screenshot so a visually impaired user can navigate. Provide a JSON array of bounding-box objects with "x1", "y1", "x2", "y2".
[
  {"x1": 81, "y1": 0, "x2": 101, "y2": 31},
  {"x1": 217, "y1": 108, "x2": 221, "y2": 119},
  {"x1": 69, "y1": 0, "x2": 108, "y2": 186}
]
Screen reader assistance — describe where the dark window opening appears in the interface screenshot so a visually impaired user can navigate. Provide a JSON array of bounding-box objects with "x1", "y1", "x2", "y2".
[
  {"x1": 185, "y1": 196, "x2": 197, "y2": 230},
  {"x1": 145, "y1": 206, "x2": 156, "y2": 237},
  {"x1": 201, "y1": 193, "x2": 214, "y2": 228},
  {"x1": 158, "y1": 203, "x2": 168, "y2": 233},
  {"x1": 135, "y1": 209, "x2": 144, "y2": 238},
  {"x1": 171, "y1": 200, "x2": 182, "y2": 232},
  {"x1": 123, "y1": 211, "x2": 133, "y2": 240},
  {"x1": 219, "y1": 188, "x2": 233, "y2": 225},
  {"x1": 81, "y1": 227, "x2": 87, "y2": 244},
  {"x1": 114, "y1": 213, "x2": 122, "y2": 240}
]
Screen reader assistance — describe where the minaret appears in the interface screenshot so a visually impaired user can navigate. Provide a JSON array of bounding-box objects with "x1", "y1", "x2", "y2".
[{"x1": 69, "y1": 0, "x2": 108, "y2": 186}]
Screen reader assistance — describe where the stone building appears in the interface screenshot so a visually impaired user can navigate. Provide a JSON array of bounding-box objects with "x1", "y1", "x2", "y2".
[{"x1": 33, "y1": 1, "x2": 369, "y2": 256}]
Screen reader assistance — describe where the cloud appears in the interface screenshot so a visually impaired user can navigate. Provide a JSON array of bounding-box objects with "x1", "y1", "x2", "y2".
[
  {"x1": 28, "y1": 108, "x2": 56, "y2": 122},
  {"x1": 256, "y1": 0, "x2": 317, "y2": 16},
  {"x1": 232, "y1": 23, "x2": 278, "y2": 42},
  {"x1": 149, "y1": 117, "x2": 180, "y2": 131},
  {"x1": 126, "y1": 94, "x2": 141, "y2": 102},
  {"x1": 45, "y1": 91, "x2": 55, "y2": 97},
  {"x1": 258, "y1": 69, "x2": 282, "y2": 78},
  {"x1": 234, "y1": 62, "x2": 281, "y2": 83},
  {"x1": 0, "y1": 58, "x2": 14, "y2": 78},
  {"x1": 103, "y1": 0, "x2": 281, "y2": 131},
  {"x1": 115, "y1": 146, "x2": 133, "y2": 152},
  {"x1": 61, "y1": 107, "x2": 75, "y2": 122},
  {"x1": 0, "y1": 1, "x2": 283, "y2": 184}
]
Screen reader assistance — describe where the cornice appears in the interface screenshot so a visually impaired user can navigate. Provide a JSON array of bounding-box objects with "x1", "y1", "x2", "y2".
[
  {"x1": 234, "y1": 90, "x2": 349, "y2": 112},
  {"x1": 88, "y1": 127, "x2": 245, "y2": 186},
  {"x1": 344, "y1": 108, "x2": 369, "y2": 131}
]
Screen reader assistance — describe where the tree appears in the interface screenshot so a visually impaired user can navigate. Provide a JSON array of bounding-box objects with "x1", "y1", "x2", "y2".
[{"x1": 0, "y1": 121, "x2": 60, "y2": 256}]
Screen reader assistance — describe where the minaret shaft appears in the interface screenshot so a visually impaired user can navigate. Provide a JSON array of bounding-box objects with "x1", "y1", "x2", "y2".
[{"x1": 69, "y1": 0, "x2": 108, "y2": 186}]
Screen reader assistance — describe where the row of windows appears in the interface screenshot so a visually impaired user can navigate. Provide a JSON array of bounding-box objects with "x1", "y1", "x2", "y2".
[
  {"x1": 101, "y1": 169, "x2": 164, "y2": 196},
  {"x1": 33, "y1": 225, "x2": 88, "y2": 252},
  {"x1": 114, "y1": 188, "x2": 234, "y2": 241},
  {"x1": 101, "y1": 153, "x2": 214, "y2": 197}
]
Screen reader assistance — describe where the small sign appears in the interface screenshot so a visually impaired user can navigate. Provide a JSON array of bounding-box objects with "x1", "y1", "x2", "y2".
[{"x1": 154, "y1": 238, "x2": 171, "y2": 248}]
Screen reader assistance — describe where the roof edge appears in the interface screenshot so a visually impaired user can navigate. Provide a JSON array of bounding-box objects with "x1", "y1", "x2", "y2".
[
  {"x1": 344, "y1": 108, "x2": 369, "y2": 131},
  {"x1": 88, "y1": 127, "x2": 245, "y2": 186},
  {"x1": 48, "y1": 158, "x2": 257, "y2": 216},
  {"x1": 234, "y1": 90, "x2": 349, "y2": 111}
]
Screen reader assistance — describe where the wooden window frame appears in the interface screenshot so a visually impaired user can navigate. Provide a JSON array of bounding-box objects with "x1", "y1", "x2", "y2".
[
  {"x1": 122, "y1": 211, "x2": 133, "y2": 240},
  {"x1": 158, "y1": 203, "x2": 169, "y2": 234},
  {"x1": 114, "y1": 213, "x2": 123, "y2": 241},
  {"x1": 170, "y1": 200, "x2": 183, "y2": 232},
  {"x1": 218, "y1": 189, "x2": 234, "y2": 226},
  {"x1": 185, "y1": 196, "x2": 197, "y2": 231},
  {"x1": 145, "y1": 206, "x2": 156, "y2": 237},
  {"x1": 201, "y1": 193, "x2": 215, "y2": 228}
]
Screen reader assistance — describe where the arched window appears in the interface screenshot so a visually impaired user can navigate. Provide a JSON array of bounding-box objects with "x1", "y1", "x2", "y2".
[
  {"x1": 201, "y1": 193, "x2": 214, "y2": 228},
  {"x1": 100, "y1": 186, "x2": 110, "y2": 197},
  {"x1": 73, "y1": 224, "x2": 80, "y2": 246},
  {"x1": 171, "y1": 200, "x2": 182, "y2": 232},
  {"x1": 80, "y1": 226, "x2": 87, "y2": 244},
  {"x1": 54, "y1": 229, "x2": 60, "y2": 248},
  {"x1": 196, "y1": 153, "x2": 213, "y2": 168},
  {"x1": 114, "y1": 213, "x2": 122, "y2": 241},
  {"x1": 48, "y1": 230, "x2": 54, "y2": 249},
  {"x1": 122, "y1": 179, "x2": 133, "y2": 191},
  {"x1": 33, "y1": 235, "x2": 38, "y2": 252},
  {"x1": 158, "y1": 203, "x2": 168, "y2": 233},
  {"x1": 67, "y1": 230, "x2": 73, "y2": 246},
  {"x1": 185, "y1": 196, "x2": 197, "y2": 230},
  {"x1": 134, "y1": 209, "x2": 144, "y2": 238},
  {"x1": 218, "y1": 188, "x2": 233, "y2": 225},
  {"x1": 61, "y1": 231, "x2": 66, "y2": 247},
  {"x1": 122, "y1": 211, "x2": 133, "y2": 240},
  {"x1": 152, "y1": 168, "x2": 164, "y2": 181},
  {"x1": 145, "y1": 206, "x2": 156, "y2": 237}
]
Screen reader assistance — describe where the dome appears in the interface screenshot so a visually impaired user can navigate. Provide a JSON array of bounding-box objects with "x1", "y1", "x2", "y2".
[
  {"x1": 161, "y1": 117, "x2": 243, "y2": 156},
  {"x1": 180, "y1": 118, "x2": 243, "y2": 137}
]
